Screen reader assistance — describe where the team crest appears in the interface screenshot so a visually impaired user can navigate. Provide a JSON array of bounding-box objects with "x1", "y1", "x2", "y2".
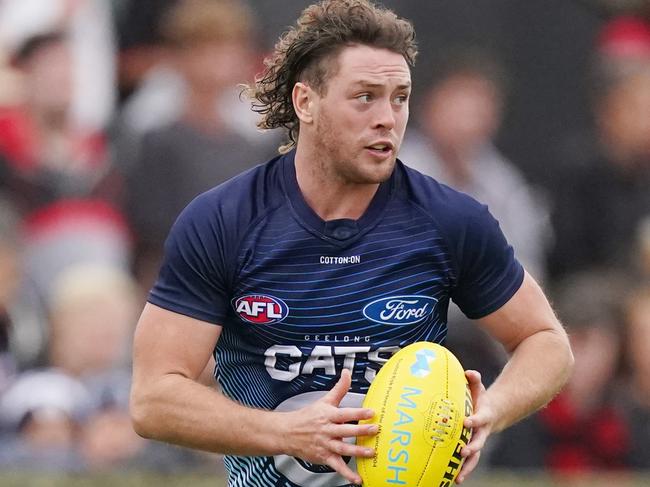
[{"x1": 233, "y1": 294, "x2": 289, "y2": 324}]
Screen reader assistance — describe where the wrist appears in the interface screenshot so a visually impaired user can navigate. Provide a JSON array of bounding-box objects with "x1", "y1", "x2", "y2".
[
  {"x1": 480, "y1": 390, "x2": 506, "y2": 433},
  {"x1": 264, "y1": 410, "x2": 292, "y2": 456}
]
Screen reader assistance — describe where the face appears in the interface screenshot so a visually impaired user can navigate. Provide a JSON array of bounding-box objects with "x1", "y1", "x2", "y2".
[{"x1": 308, "y1": 45, "x2": 411, "y2": 184}]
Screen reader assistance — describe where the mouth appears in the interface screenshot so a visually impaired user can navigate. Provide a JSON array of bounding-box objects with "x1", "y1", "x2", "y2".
[{"x1": 365, "y1": 141, "x2": 395, "y2": 155}]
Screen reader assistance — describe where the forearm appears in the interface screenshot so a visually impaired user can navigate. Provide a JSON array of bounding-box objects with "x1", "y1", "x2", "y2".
[
  {"x1": 485, "y1": 328, "x2": 573, "y2": 433},
  {"x1": 130, "y1": 373, "x2": 286, "y2": 456}
]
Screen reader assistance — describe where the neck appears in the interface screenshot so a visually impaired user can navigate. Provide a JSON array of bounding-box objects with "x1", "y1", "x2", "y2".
[{"x1": 294, "y1": 142, "x2": 379, "y2": 221}]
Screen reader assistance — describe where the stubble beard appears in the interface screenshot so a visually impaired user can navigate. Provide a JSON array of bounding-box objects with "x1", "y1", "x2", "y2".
[{"x1": 314, "y1": 109, "x2": 396, "y2": 186}]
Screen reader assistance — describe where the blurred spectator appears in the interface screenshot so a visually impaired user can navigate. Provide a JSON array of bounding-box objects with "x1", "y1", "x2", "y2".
[
  {"x1": 116, "y1": 0, "x2": 262, "y2": 138},
  {"x1": 22, "y1": 200, "x2": 131, "y2": 301},
  {"x1": 0, "y1": 369, "x2": 92, "y2": 471},
  {"x1": 7, "y1": 199, "x2": 132, "y2": 368},
  {"x1": 0, "y1": 367, "x2": 212, "y2": 472},
  {"x1": 118, "y1": 0, "x2": 275, "y2": 291},
  {"x1": 46, "y1": 263, "x2": 137, "y2": 379},
  {"x1": 0, "y1": 0, "x2": 117, "y2": 131},
  {"x1": 0, "y1": 263, "x2": 143, "y2": 471},
  {"x1": 113, "y1": 0, "x2": 181, "y2": 102},
  {"x1": 549, "y1": 16, "x2": 650, "y2": 278},
  {"x1": 0, "y1": 26, "x2": 129, "y2": 364},
  {"x1": 620, "y1": 283, "x2": 650, "y2": 469},
  {"x1": 0, "y1": 259, "x2": 221, "y2": 472},
  {"x1": 400, "y1": 47, "x2": 551, "y2": 281},
  {"x1": 0, "y1": 30, "x2": 123, "y2": 215},
  {"x1": 46, "y1": 263, "x2": 147, "y2": 470},
  {"x1": 490, "y1": 269, "x2": 630, "y2": 473}
]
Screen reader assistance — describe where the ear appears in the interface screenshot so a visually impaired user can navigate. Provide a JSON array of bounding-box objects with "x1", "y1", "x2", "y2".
[{"x1": 292, "y1": 82, "x2": 315, "y2": 124}]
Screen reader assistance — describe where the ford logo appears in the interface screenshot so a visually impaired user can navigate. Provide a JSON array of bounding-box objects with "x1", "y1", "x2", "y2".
[{"x1": 362, "y1": 295, "x2": 437, "y2": 326}]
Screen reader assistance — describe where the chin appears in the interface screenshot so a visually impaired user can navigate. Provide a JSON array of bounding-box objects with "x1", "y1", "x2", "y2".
[
  {"x1": 372, "y1": 157, "x2": 397, "y2": 181},
  {"x1": 334, "y1": 152, "x2": 397, "y2": 184},
  {"x1": 357, "y1": 165, "x2": 395, "y2": 184}
]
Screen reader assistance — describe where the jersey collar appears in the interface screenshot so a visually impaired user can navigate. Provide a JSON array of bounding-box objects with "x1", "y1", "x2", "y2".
[{"x1": 281, "y1": 150, "x2": 395, "y2": 244}]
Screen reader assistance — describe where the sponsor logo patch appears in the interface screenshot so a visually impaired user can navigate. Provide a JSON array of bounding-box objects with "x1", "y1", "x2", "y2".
[
  {"x1": 233, "y1": 294, "x2": 289, "y2": 324},
  {"x1": 362, "y1": 295, "x2": 437, "y2": 326}
]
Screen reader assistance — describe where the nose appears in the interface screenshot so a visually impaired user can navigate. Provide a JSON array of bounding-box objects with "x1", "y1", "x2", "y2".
[{"x1": 372, "y1": 98, "x2": 396, "y2": 131}]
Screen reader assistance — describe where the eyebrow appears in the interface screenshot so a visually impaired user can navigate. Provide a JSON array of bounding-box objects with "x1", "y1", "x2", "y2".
[{"x1": 353, "y1": 80, "x2": 412, "y2": 90}]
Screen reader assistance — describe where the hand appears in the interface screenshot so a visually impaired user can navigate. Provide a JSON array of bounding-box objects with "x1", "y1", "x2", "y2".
[
  {"x1": 280, "y1": 369, "x2": 377, "y2": 485},
  {"x1": 457, "y1": 370, "x2": 495, "y2": 484}
]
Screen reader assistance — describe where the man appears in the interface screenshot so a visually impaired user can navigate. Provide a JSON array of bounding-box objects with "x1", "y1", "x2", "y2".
[{"x1": 130, "y1": 1, "x2": 574, "y2": 486}]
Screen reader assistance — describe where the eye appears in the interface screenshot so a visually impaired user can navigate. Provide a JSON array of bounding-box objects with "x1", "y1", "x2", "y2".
[
  {"x1": 394, "y1": 94, "x2": 409, "y2": 105},
  {"x1": 357, "y1": 93, "x2": 372, "y2": 103}
]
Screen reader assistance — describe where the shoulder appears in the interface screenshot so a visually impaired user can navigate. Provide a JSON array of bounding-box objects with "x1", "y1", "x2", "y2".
[
  {"x1": 396, "y1": 161, "x2": 488, "y2": 228},
  {"x1": 158, "y1": 154, "x2": 286, "y2": 289},
  {"x1": 396, "y1": 160, "x2": 512, "y2": 266}
]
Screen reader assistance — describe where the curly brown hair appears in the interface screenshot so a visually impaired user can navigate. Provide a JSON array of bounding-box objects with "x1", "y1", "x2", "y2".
[{"x1": 245, "y1": 0, "x2": 417, "y2": 153}]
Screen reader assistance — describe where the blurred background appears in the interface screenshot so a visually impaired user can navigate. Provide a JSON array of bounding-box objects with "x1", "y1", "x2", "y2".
[{"x1": 0, "y1": 0, "x2": 649, "y2": 485}]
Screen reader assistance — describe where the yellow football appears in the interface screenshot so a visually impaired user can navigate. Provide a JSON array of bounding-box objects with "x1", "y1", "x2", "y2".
[{"x1": 357, "y1": 342, "x2": 473, "y2": 487}]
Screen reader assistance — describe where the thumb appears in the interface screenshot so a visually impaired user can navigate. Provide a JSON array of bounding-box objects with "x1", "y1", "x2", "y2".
[
  {"x1": 323, "y1": 368, "x2": 352, "y2": 406},
  {"x1": 465, "y1": 370, "x2": 485, "y2": 405}
]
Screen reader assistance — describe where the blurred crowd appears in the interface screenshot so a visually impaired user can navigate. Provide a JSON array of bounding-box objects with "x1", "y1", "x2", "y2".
[{"x1": 0, "y1": 0, "x2": 648, "y2": 479}]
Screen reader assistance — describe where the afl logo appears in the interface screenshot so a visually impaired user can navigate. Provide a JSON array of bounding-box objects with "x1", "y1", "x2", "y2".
[
  {"x1": 363, "y1": 295, "x2": 437, "y2": 326},
  {"x1": 234, "y1": 294, "x2": 289, "y2": 324}
]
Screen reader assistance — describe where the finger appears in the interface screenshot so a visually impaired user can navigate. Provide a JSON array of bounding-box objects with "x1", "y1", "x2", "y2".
[
  {"x1": 461, "y1": 425, "x2": 489, "y2": 457},
  {"x1": 465, "y1": 369, "x2": 482, "y2": 385},
  {"x1": 329, "y1": 422, "x2": 378, "y2": 438},
  {"x1": 323, "y1": 368, "x2": 352, "y2": 406},
  {"x1": 326, "y1": 454, "x2": 362, "y2": 485},
  {"x1": 463, "y1": 407, "x2": 490, "y2": 429},
  {"x1": 463, "y1": 370, "x2": 486, "y2": 427},
  {"x1": 456, "y1": 450, "x2": 481, "y2": 484},
  {"x1": 333, "y1": 407, "x2": 374, "y2": 423},
  {"x1": 328, "y1": 439, "x2": 375, "y2": 458},
  {"x1": 464, "y1": 370, "x2": 485, "y2": 403}
]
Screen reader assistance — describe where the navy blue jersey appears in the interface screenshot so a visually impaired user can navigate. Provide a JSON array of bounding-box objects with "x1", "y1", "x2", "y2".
[{"x1": 149, "y1": 150, "x2": 524, "y2": 487}]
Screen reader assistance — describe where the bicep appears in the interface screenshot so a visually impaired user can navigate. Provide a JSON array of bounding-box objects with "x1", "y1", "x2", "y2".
[
  {"x1": 477, "y1": 271, "x2": 563, "y2": 353},
  {"x1": 132, "y1": 303, "x2": 223, "y2": 382}
]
